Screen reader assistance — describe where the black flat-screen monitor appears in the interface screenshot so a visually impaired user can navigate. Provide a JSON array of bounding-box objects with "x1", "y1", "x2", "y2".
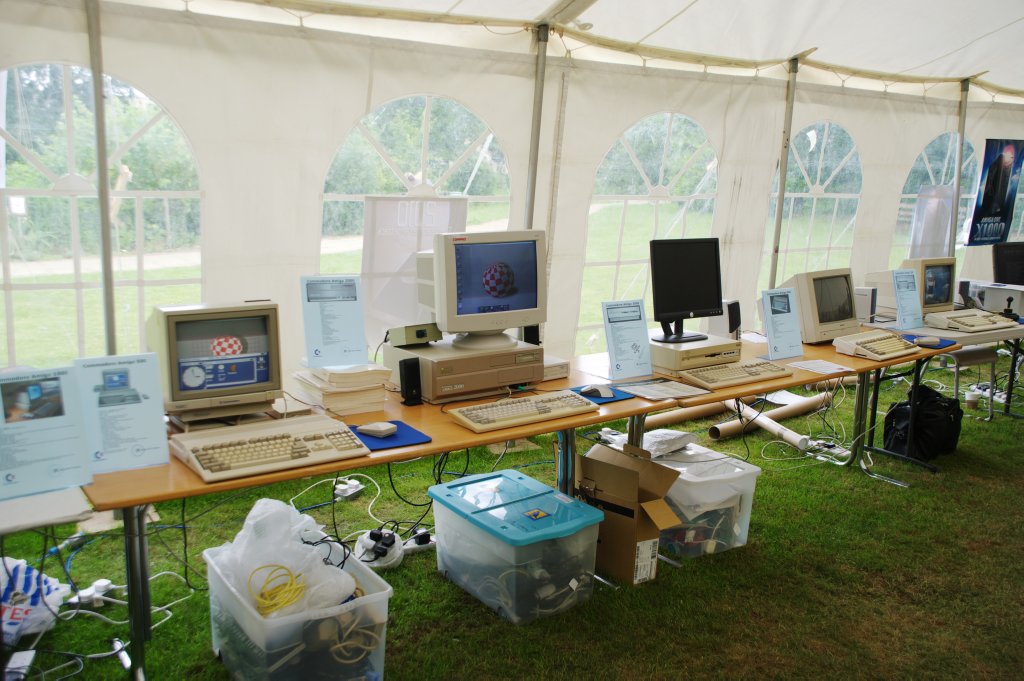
[
  {"x1": 993, "y1": 242, "x2": 1024, "y2": 285},
  {"x1": 649, "y1": 237, "x2": 724, "y2": 343}
]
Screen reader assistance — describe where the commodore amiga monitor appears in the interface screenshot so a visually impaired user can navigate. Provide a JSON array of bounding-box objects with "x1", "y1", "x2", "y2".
[
  {"x1": 902, "y1": 257, "x2": 955, "y2": 312},
  {"x1": 782, "y1": 268, "x2": 860, "y2": 343},
  {"x1": 649, "y1": 238, "x2": 723, "y2": 343},
  {"x1": 432, "y1": 229, "x2": 547, "y2": 349},
  {"x1": 864, "y1": 256, "x2": 956, "y2": 316},
  {"x1": 145, "y1": 302, "x2": 283, "y2": 423}
]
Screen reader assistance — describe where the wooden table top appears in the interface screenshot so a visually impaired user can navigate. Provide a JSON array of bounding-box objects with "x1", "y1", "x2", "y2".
[{"x1": 82, "y1": 334, "x2": 956, "y2": 511}]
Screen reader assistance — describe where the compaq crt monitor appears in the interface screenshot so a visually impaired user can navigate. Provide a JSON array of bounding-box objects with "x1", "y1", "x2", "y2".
[
  {"x1": 432, "y1": 230, "x2": 547, "y2": 349},
  {"x1": 146, "y1": 302, "x2": 283, "y2": 422},
  {"x1": 649, "y1": 238, "x2": 724, "y2": 343},
  {"x1": 782, "y1": 268, "x2": 860, "y2": 343}
]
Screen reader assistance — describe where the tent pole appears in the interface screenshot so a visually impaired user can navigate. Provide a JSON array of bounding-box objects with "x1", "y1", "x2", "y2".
[
  {"x1": 768, "y1": 57, "x2": 799, "y2": 290},
  {"x1": 86, "y1": 0, "x2": 117, "y2": 355},
  {"x1": 524, "y1": 24, "x2": 549, "y2": 230},
  {"x1": 950, "y1": 78, "x2": 970, "y2": 258}
]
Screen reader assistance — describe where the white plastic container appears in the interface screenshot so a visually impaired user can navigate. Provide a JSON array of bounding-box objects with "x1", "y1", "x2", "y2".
[
  {"x1": 203, "y1": 545, "x2": 392, "y2": 681},
  {"x1": 428, "y1": 470, "x2": 603, "y2": 624},
  {"x1": 655, "y1": 444, "x2": 761, "y2": 559}
]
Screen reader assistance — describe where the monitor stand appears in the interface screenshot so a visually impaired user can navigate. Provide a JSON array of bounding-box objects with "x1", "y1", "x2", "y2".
[
  {"x1": 651, "y1": 319, "x2": 707, "y2": 344},
  {"x1": 451, "y1": 330, "x2": 518, "y2": 350}
]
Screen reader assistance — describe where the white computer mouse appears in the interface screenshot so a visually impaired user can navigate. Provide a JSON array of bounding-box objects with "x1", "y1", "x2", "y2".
[
  {"x1": 580, "y1": 384, "x2": 614, "y2": 399},
  {"x1": 357, "y1": 421, "x2": 398, "y2": 437}
]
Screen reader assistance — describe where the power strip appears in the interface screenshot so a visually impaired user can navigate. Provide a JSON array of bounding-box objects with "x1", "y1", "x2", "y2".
[{"x1": 968, "y1": 384, "x2": 1008, "y2": 404}]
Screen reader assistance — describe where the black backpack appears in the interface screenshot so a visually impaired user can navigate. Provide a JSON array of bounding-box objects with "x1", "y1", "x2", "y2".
[{"x1": 883, "y1": 385, "x2": 963, "y2": 461}]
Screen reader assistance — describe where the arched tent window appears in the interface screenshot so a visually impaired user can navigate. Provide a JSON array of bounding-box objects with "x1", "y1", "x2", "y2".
[
  {"x1": 576, "y1": 112, "x2": 717, "y2": 354},
  {"x1": 1, "y1": 63, "x2": 201, "y2": 368},
  {"x1": 889, "y1": 132, "x2": 978, "y2": 268},
  {"x1": 759, "y1": 121, "x2": 862, "y2": 291},
  {"x1": 321, "y1": 95, "x2": 511, "y2": 347}
]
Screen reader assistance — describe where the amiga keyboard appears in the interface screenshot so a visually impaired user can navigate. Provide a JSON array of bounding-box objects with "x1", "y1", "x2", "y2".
[
  {"x1": 448, "y1": 390, "x2": 599, "y2": 433},
  {"x1": 669, "y1": 360, "x2": 793, "y2": 390},
  {"x1": 923, "y1": 309, "x2": 1019, "y2": 333},
  {"x1": 832, "y1": 330, "x2": 919, "y2": 361},
  {"x1": 170, "y1": 414, "x2": 370, "y2": 483}
]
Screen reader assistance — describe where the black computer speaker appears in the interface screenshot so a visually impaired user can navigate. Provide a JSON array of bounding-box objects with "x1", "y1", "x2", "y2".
[
  {"x1": 522, "y1": 324, "x2": 541, "y2": 346},
  {"x1": 723, "y1": 300, "x2": 741, "y2": 334},
  {"x1": 398, "y1": 357, "x2": 423, "y2": 406}
]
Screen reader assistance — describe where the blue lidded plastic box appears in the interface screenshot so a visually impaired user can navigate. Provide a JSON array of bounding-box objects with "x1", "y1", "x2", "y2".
[{"x1": 428, "y1": 470, "x2": 603, "y2": 624}]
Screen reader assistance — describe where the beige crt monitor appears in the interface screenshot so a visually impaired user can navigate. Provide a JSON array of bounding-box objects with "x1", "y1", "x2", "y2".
[
  {"x1": 864, "y1": 256, "x2": 956, "y2": 317},
  {"x1": 781, "y1": 268, "x2": 861, "y2": 343},
  {"x1": 146, "y1": 302, "x2": 284, "y2": 423}
]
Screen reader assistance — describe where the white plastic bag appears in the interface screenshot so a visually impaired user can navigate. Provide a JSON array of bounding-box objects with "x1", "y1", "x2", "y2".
[
  {"x1": 597, "y1": 427, "x2": 698, "y2": 458},
  {"x1": 213, "y1": 499, "x2": 355, "y2": 618},
  {"x1": 1, "y1": 557, "x2": 66, "y2": 645}
]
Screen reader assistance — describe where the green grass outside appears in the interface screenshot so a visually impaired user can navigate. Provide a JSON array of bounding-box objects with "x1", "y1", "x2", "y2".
[{"x1": 2, "y1": 358, "x2": 1022, "y2": 679}]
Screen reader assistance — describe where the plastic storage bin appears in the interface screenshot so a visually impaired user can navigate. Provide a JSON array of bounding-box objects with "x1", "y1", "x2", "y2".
[
  {"x1": 655, "y1": 444, "x2": 761, "y2": 559},
  {"x1": 203, "y1": 545, "x2": 393, "y2": 681},
  {"x1": 427, "y1": 470, "x2": 603, "y2": 624}
]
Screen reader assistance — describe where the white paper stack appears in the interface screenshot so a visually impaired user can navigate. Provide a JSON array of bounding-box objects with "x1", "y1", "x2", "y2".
[{"x1": 292, "y1": 366, "x2": 388, "y2": 416}]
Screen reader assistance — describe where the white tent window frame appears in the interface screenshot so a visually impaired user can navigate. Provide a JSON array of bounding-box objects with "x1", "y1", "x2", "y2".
[
  {"x1": 1, "y1": 62, "x2": 201, "y2": 368},
  {"x1": 889, "y1": 132, "x2": 979, "y2": 268},
  {"x1": 761, "y1": 121, "x2": 862, "y2": 290},
  {"x1": 576, "y1": 112, "x2": 718, "y2": 355},
  {"x1": 319, "y1": 94, "x2": 512, "y2": 273}
]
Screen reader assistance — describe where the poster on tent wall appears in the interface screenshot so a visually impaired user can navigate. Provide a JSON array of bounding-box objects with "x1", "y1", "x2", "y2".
[
  {"x1": 967, "y1": 139, "x2": 1024, "y2": 246},
  {"x1": 360, "y1": 197, "x2": 468, "y2": 347}
]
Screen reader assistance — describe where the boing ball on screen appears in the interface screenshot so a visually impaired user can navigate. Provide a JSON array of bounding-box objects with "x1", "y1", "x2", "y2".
[
  {"x1": 482, "y1": 261, "x2": 515, "y2": 298},
  {"x1": 210, "y1": 335, "x2": 245, "y2": 356}
]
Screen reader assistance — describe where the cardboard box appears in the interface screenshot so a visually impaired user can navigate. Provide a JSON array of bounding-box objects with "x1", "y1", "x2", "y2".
[{"x1": 575, "y1": 444, "x2": 681, "y2": 585}]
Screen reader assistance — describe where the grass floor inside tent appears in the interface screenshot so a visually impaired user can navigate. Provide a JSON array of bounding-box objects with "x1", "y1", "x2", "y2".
[{"x1": 2, "y1": 357, "x2": 1023, "y2": 680}]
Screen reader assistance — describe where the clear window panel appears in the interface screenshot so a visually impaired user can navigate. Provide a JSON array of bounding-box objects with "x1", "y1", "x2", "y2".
[
  {"x1": 114, "y1": 284, "x2": 141, "y2": 355},
  {"x1": 808, "y1": 198, "x2": 837, "y2": 248},
  {"x1": 615, "y1": 262, "x2": 649, "y2": 304},
  {"x1": 362, "y1": 96, "x2": 426, "y2": 179},
  {"x1": 577, "y1": 265, "x2": 615, "y2": 329},
  {"x1": 324, "y1": 134, "x2": 406, "y2": 196},
  {"x1": 320, "y1": 250, "x2": 363, "y2": 275},
  {"x1": 8, "y1": 197, "x2": 75, "y2": 284},
  {"x1": 0, "y1": 296, "x2": 7, "y2": 367},
  {"x1": 11, "y1": 289, "x2": 80, "y2": 367},
  {"x1": 322, "y1": 200, "x2": 365, "y2": 238},
  {"x1": 427, "y1": 98, "x2": 487, "y2": 188},
  {"x1": 81, "y1": 287, "x2": 107, "y2": 359},
  {"x1": 585, "y1": 202, "x2": 624, "y2": 263},
  {"x1": 576, "y1": 326, "x2": 606, "y2": 356},
  {"x1": 465, "y1": 201, "x2": 510, "y2": 230},
  {"x1": 6, "y1": 65, "x2": 71, "y2": 178},
  {"x1": 143, "y1": 198, "x2": 201, "y2": 281},
  {"x1": 593, "y1": 140, "x2": 648, "y2": 196},
  {"x1": 621, "y1": 201, "x2": 659, "y2": 261}
]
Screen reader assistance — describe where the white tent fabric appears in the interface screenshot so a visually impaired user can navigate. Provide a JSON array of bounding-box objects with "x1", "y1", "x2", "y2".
[{"x1": 2, "y1": 0, "x2": 1024, "y2": 370}]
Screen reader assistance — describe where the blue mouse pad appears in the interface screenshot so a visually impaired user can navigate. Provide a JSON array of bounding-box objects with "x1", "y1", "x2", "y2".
[
  {"x1": 900, "y1": 334, "x2": 957, "y2": 350},
  {"x1": 354, "y1": 420, "x2": 431, "y2": 450},
  {"x1": 569, "y1": 386, "x2": 635, "y2": 405}
]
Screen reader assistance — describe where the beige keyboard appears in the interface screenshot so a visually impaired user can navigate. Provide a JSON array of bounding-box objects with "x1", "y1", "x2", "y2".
[
  {"x1": 448, "y1": 390, "x2": 599, "y2": 433},
  {"x1": 671, "y1": 360, "x2": 793, "y2": 390},
  {"x1": 833, "y1": 330, "x2": 919, "y2": 361},
  {"x1": 924, "y1": 309, "x2": 1019, "y2": 332},
  {"x1": 169, "y1": 414, "x2": 370, "y2": 483}
]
